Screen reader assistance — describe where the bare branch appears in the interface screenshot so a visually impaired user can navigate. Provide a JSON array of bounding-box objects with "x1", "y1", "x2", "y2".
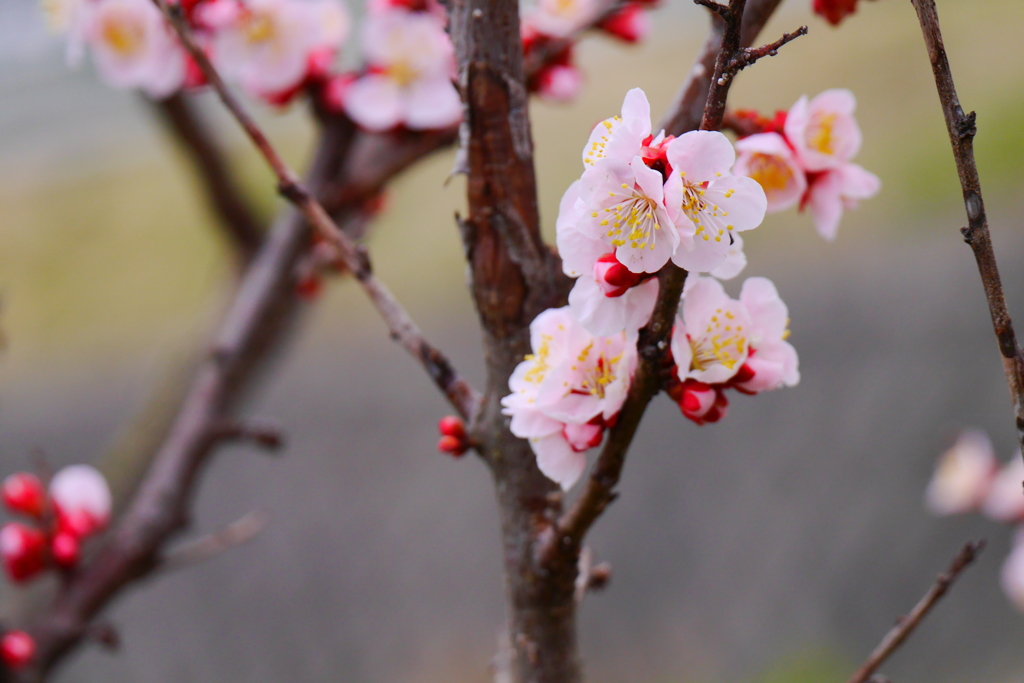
[
  {"x1": 211, "y1": 418, "x2": 285, "y2": 451},
  {"x1": 847, "y1": 541, "x2": 985, "y2": 683},
  {"x1": 151, "y1": 92, "x2": 264, "y2": 262},
  {"x1": 158, "y1": 510, "x2": 270, "y2": 574},
  {"x1": 154, "y1": 0, "x2": 481, "y2": 420},
  {"x1": 911, "y1": 0, "x2": 1024, "y2": 462}
]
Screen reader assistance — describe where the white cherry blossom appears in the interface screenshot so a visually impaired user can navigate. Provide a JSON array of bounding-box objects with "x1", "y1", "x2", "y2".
[
  {"x1": 49, "y1": 465, "x2": 113, "y2": 536},
  {"x1": 671, "y1": 277, "x2": 752, "y2": 385},
  {"x1": 214, "y1": 0, "x2": 349, "y2": 98},
  {"x1": 805, "y1": 163, "x2": 881, "y2": 241},
  {"x1": 733, "y1": 132, "x2": 807, "y2": 213},
  {"x1": 343, "y1": 6, "x2": 461, "y2": 131},
  {"x1": 86, "y1": 0, "x2": 186, "y2": 98},
  {"x1": 925, "y1": 429, "x2": 996, "y2": 516},
  {"x1": 664, "y1": 130, "x2": 767, "y2": 273},
  {"x1": 582, "y1": 88, "x2": 651, "y2": 168},
  {"x1": 784, "y1": 88, "x2": 863, "y2": 172},
  {"x1": 568, "y1": 257, "x2": 659, "y2": 336},
  {"x1": 577, "y1": 156, "x2": 679, "y2": 273},
  {"x1": 735, "y1": 277, "x2": 799, "y2": 393}
]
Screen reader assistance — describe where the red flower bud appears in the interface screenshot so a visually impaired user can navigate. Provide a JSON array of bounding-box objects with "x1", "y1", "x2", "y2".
[
  {"x1": 437, "y1": 435, "x2": 466, "y2": 457},
  {"x1": 1, "y1": 631, "x2": 35, "y2": 670},
  {"x1": 51, "y1": 532, "x2": 80, "y2": 568},
  {"x1": 296, "y1": 275, "x2": 323, "y2": 301},
  {"x1": 1, "y1": 474, "x2": 45, "y2": 519},
  {"x1": 0, "y1": 524, "x2": 47, "y2": 583},
  {"x1": 438, "y1": 416, "x2": 466, "y2": 440},
  {"x1": 813, "y1": 0, "x2": 861, "y2": 26},
  {"x1": 598, "y1": 4, "x2": 649, "y2": 44},
  {"x1": 594, "y1": 253, "x2": 643, "y2": 297}
]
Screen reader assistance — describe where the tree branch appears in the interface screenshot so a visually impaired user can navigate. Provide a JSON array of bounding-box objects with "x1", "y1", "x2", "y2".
[
  {"x1": 846, "y1": 541, "x2": 985, "y2": 683},
  {"x1": 911, "y1": 0, "x2": 1024, "y2": 461},
  {"x1": 150, "y1": 92, "x2": 264, "y2": 262},
  {"x1": 549, "y1": 0, "x2": 789, "y2": 561},
  {"x1": 155, "y1": 0, "x2": 481, "y2": 420}
]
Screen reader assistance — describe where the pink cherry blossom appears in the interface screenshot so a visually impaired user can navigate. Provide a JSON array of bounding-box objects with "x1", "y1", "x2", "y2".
[
  {"x1": 582, "y1": 88, "x2": 651, "y2": 168},
  {"x1": 805, "y1": 163, "x2": 881, "y2": 241},
  {"x1": 343, "y1": 5, "x2": 461, "y2": 131},
  {"x1": 214, "y1": 0, "x2": 349, "y2": 99},
  {"x1": 671, "y1": 277, "x2": 752, "y2": 385},
  {"x1": 925, "y1": 429, "x2": 996, "y2": 516},
  {"x1": 734, "y1": 277, "x2": 799, "y2": 393},
  {"x1": 981, "y1": 455, "x2": 1024, "y2": 523},
  {"x1": 568, "y1": 256, "x2": 659, "y2": 336},
  {"x1": 733, "y1": 132, "x2": 807, "y2": 213},
  {"x1": 664, "y1": 131, "x2": 767, "y2": 273},
  {"x1": 784, "y1": 88, "x2": 862, "y2": 172},
  {"x1": 578, "y1": 156, "x2": 679, "y2": 273},
  {"x1": 49, "y1": 465, "x2": 112, "y2": 537},
  {"x1": 535, "y1": 324, "x2": 637, "y2": 427},
  {"x1": 537, "y1": 64, "x2": 583, "y2": 103},
  {"x1": 85, "y1": 0, "x2": 186, "y2": 98},
  {"x1": 525, "y1": 0, "x2": 599, "y2": 38}
]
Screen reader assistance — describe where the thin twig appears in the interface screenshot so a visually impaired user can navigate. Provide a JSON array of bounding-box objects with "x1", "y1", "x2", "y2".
[
  {"x1": 154, "y1": 0, "x2": 481, "y2": 420},
  {"x1": 159, "y1": 510, "x2": 271, "y2": 573},
  {"x1": 846, "y1": 541, "x2": 985, "y2": 683},
  {"x1": 911, "y1": 0, "x2": 1024, "y2": 463}
]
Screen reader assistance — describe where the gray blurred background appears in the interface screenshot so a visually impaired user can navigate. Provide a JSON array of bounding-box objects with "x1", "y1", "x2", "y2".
[{"x1": 3, "y1": 0, "x2": 1024, "y2": 681}]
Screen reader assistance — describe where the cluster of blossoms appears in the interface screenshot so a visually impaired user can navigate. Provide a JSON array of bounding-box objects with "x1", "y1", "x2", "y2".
[
  {"x1": 500, "y1": 88, "x2": 805, "y2": 489},
  {"x1": 0, "y1": 465, "x2": 112, "y2": 582},
  {"x1": 41, "y1": 0, "x2": 461, "y2": 132},
  {"x1": 731, "y1": 89, "x2": 880, "y2": 241},
  {"x1": 926, "y1": 430, "x2": 1024, "y2": 610},
  {"x1": 521, "y1": 0, "x2": 659, "y2": 103}
]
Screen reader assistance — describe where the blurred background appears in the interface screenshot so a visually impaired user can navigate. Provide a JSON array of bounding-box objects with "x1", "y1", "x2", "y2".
[{"x1": 2, "y1": 0, "x2": 1024, "y2": 681}]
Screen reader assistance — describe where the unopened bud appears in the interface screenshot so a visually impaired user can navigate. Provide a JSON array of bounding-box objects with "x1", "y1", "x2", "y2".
[
  {"x1": 438, "y1": 416, "x2": 466, "y2": 440},
  {"x1": 598, "y1": 3, "x2": 650, "y2": 43},
  {"x1": 0, "y1": 524, "x2": 47, "y2": 583},
  {"x1": 594, "y1": 253, "x2": 642, "y2": 297},
  {"x1": 679, "y1": 382, "x2": 729, "y2": 426},
  {"x1": 1, "y1": 473, "x2": 46, "y2": 519},
  {"x1": 536, "y1": 64, "x2": 583, "y2": 104},
  {"x1": 0, "y1": 631, "x2": 35, "y2": 670},
  {"x1": 51, "y1": 532, "x2": 80, "y2": 568},
  {"x1": 437, "y1": 435, "x2": 466, "y2": 457},
  {"x1": 320, "y1": 73, "x2": 356, "y2": 114},
  {"x1": 49, "y1": 465, "x2": 112, "y2": 538},
  {"x1": 562, "y1": 422, "x2": 604, "y2": 452}
]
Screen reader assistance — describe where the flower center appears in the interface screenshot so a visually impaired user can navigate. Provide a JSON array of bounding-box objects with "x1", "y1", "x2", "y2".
[
  {"x1": 522, "y1": 334, "x2": 553, "y2": 384},
  {"x1": 806, "y1": 112, "x2": 837, "y2": 155},
  {"x1": 689, "y1": 308, "x2": 745, "y2": 372},
  {"x1": 600, "y1": 185, "x2": 661, "y2": 251},
  {"x1": 244, "y1": 12, "x2": 276, "y2": 44},
  {"x1": 746, "y1": 153, "x2": 794, "y2": 194},
  {"x1": 570, "y1": 343, "x2": 621, "y2": 399},
  {"x1": 100, "y1": 16, "x2": 144, "y2": 56},
  {"x1": 680, "y1": 178, "x2": 730, "y2": 243}
]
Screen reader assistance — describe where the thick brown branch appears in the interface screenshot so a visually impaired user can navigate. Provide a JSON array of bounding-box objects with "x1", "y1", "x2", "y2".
[
  {"x1": 911, "y1": 0, "x2": 1024, "y2": 460},
  {"x1": 846, "y1": 541, "x2": 984, "y2": 683},
  {"x1": 151, "y1": 93, "x2": 264, "y2": 262},
  {"x1": 551, "y1": 0, "x2": 787, "y2": 561},
  {"x1": 155, "y1": 0, "x2": 480, "y2": 421}
]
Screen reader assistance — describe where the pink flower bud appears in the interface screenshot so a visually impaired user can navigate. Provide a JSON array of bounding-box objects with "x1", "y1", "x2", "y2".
[
  {"x1": 599, "y1": 4, "x2": 649, "y2": 43},
  {"x1": 0, "y1": 631, "x2": 35, "y2": 670},
  {"x1": 562, "y1": 422, "x2": 604, "y2": 452},
  {"x1": 925, "y1": 430, "x2": 996, "y2": 516},
  {"x1": 0, "y1": 524, "x2": 47, "y2": 583},
  {"x1": 1, "y1": 473, "x2": 45, "y2": 519},
  {"x1": 51, "y1": 532, "x2": 80, "y2": 568},
  {"x1": 593, "y1": 253, "x2": 643, "y2": 297},
  {"x1": 537, "y1": 65, "x2": 583, "y2": 104},
  {"x1": 49, "y1": 465, "x2": 111, "y2": 539},
  {"x1": 438, "y1": 416, "x2": 466, "y2": 440},
  {"x1": 437, "y1": 435, "x2": 467, "y2": 457},
  {"x1": 678, "y1": 382, "x2": 729, "y2": 426}
]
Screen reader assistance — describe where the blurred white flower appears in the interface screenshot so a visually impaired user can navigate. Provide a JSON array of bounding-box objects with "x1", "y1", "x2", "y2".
[
  {"x1": 50, "y1": 464, "x2": 112, "y2": 537},
  {"x1": 982, "y1": 453, "x2": 1024, "y2": 523},
  {"x1": 925, "y1": 429, "x2": 996, "y2": 516}
]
